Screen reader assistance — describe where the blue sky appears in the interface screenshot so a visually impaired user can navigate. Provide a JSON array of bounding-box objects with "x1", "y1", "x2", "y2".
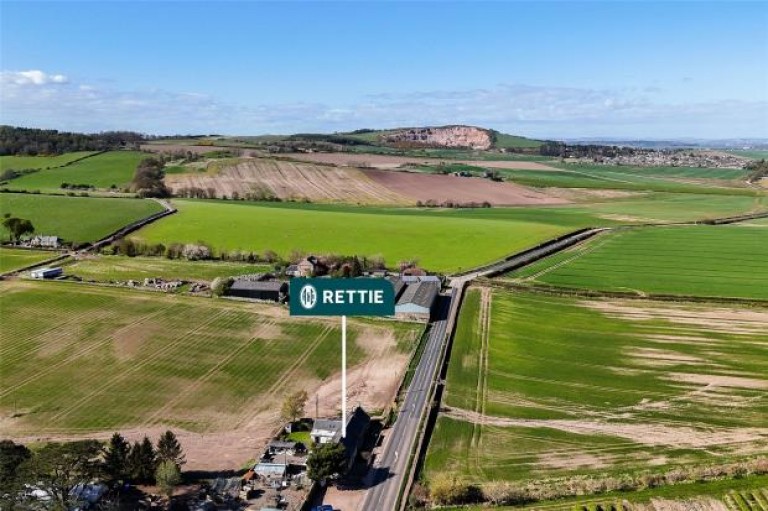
[{"x1": 1, "y1": 1, "x2": 767, "y2": 138}]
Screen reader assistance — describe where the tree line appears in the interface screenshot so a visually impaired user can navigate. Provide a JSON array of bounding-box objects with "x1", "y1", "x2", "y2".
[
  {"x1": 1, "y1": 431, "x2": 185, "y2": 510},
  {"x1": 0, "y1": 126, "x2": 144, "y2": 156}
]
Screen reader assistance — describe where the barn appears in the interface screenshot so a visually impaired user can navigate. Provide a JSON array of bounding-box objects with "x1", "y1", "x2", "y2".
[
  {"x1": 228, "y1": 280, "x2": 288, "y2": 302},
  {"x1": 395, "y1": 281, "x2": 439, "y2": 320}
]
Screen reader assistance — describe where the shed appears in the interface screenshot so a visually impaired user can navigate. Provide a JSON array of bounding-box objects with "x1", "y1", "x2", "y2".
[
  {"x1": 387, "y1": 276, "x2": 406, "y2": 301},
  {"x1": 30, "y1": 267, "x2": 63, "y2": 279},
  {"x1": 253, "y1": 462, "x2": 287, "y2": 479},
  {"x1": 395, "y1": 281, "x2": 439, "y2": 319},
  {"x1": 228, "y1": 280, "x2": 287, "y2": 302}
]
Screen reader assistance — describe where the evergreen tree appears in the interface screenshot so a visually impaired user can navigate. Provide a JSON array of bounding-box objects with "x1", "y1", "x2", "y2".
[
  {"x1": 138, "y1": 437, "x2": 157, "y2": 482},
  {"x1": 103, "y1": 433, "x2": 130, "y2": 482},
  {"x1": 156, "y1": 431, "x2": 185, "y2": 467}
]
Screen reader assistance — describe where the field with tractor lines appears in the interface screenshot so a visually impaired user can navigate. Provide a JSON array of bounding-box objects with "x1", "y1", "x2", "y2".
[
  {"x1": 0, "y1": 281, "x2": 423, "y2": 436},
  {"x1": 0, "y1": 193, "x2": 164, "y2": 245},
  {"x1": 6, "y1": 151, "x2": 146, "y2": 192},
  {"x1": 505, "y1": 225, "x2": 768, "y2": 300},
  {"x1": 426, "y1": 288, "x2": 768, "y2": 484}
]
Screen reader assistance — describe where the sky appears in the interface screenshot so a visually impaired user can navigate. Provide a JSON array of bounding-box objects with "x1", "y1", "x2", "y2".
[{"x1": 1, "y1": 1, "x2": 767, "y2": 139}]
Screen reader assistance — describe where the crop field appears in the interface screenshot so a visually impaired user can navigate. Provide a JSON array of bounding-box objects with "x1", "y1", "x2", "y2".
[
  {"x1": 0, "y1": 248, "x2": 58, "y2": 274},
  {"x1": 0, "y1": 281, "x2": 423, "y2": 439},
  {"x1": 6, "y1": 151, "x2": 145, "y2": 191},
  {"x1": 499, "y1": 164, "x2": 755, "y2": 196},
  {"x1": 0, "y1": 152, "x2": 96, "y2": 171},
  {"x1": 728, "y1": 150, "x2": 768, "y2": 160},
  {"x1": 64, "y1": 255, "x2": 272, "y2": 283},
  {"x1": 464, "y1": 477, "x2": 768, "y2": 511},
  {"x1": 506, "y1": 225, "x2": 768, "y2": 300},
  {"x1": 132, "y1": 199, "x2": 574, "y2": 273},
  {"x1": 0, "y1": 193, "x2": 164, "y2": 244},
  {"x1": 425, "y1": 288, "x2": 768, "y2": 484}
]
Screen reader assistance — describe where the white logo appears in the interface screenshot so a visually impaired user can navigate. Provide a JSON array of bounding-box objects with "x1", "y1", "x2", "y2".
[{"x1": 299, "y1": 284, "x2": 318, "y2": 310}]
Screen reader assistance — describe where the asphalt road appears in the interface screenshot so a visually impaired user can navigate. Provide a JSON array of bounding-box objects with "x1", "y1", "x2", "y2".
[{"x1": 361, "y1": 291, "x2": 453, "y2": 511}]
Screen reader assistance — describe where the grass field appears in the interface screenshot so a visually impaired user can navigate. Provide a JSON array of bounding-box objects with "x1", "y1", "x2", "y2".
[
  {"x1": 0, "y1": 281, "x2": 423, "y2": 433},
  {"x1": 64, "y1": 255, "x2": 272, "y2": 283},
  {"x1": 0, "y1": 193, "x2": 164, "y2": 244},
  {"x1": 506, "y1": 225, "x2": 768, "y2": 300},
  {"x1": 0, "y1": 248, "x2": 59, "y2": 273},
  {"x1": 499, "y1": 164, "x2": 755, "y2": 195},
  {"x1": 6, "y1": 151, "x2": 145, "y2": 191},
  {"x1": 461, "y1": 477, "x2": 768, "y2": 511},
  {"x1": 132, "y1": 199, "x2": 574, "y2": 273},
  {"x1": 130, "y1": 194, "x2": 766, "y2": 273},
  {"x1": 426, "y1": 289, "x2": 768, "y2": 484},
  {"x1": 728, "y1": 150, "x2": 768, "y2": 160},
  {"x1": 0, "y1": 152, "x2": 96, "y2": 171}
]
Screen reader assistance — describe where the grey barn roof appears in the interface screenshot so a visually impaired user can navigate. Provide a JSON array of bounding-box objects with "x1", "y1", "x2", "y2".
[
  {"x1": 396, "y1": 281, "x2": 439, "y2": 308},
  {"x1": 230, "y1": 280, "x2": 287, "y2": 292},
  {"x1": 387, "y1": 276, "x2": 405, "y2": 299}
]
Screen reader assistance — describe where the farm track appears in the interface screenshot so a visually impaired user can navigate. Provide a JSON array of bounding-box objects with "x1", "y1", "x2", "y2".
[
  {"x1": 0, "y1": 302, "x2": 177, "y2": 398},
  {"x1": 47, "y1": 309, "x2": 230, "y2": 424},
  {"x1": 470, "y1": 288, "x2": 491, "y2": 478}
]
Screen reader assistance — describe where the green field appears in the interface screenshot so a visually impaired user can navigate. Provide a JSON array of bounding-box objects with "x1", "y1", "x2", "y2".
[
  {"x1": 0, "y1": 281, "x2": 423, "y2": 432},
  {"x1": 506, "y1": 225, "x2": 768, "y2": 300},
  {"x1": 498, "y1": 163, "x2": 754, "y2": 195},
  {"x1": 426, "y1": 289, "x2": 768, "y2": 485},
  {"x1": 461, "y1": 477, "x2": 768, "y2": 511},
  {"x1": 728, "y1": 150, "x2": 768, "y2": 160},
  {"x1": 0, "y1": 193, "x2": 164, "y2": 244},
  {"x1": 0, "y1": 248, "x2": 59, "y2": 274},
  {"x1": 132, "y1": 200, "x2": 575, "y2": 273},
  {"x1": 0, "y1": 152, "x2": 96, "y2": 171},
  {"x1": 65, "y1": 255, "x2": 272, "y2": 283},
  {"x1": 6, "y1": 151, "x2": 145, "y2": 191}
]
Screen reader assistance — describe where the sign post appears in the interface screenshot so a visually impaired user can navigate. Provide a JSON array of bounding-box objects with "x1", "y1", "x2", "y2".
[{"x1": 290, "y1": 278, "x2": 395, "y2": 438}]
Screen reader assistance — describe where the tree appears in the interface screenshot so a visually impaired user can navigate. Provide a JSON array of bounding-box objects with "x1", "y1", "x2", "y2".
[
  {"x1": 156, "y1": 431, "x2": 185, "y2": 467},
  {"x1": 2, "y1": 216, "x2": 34, "y2": 243},
  {"x1": 129, "y1": 158, "x2": 169, "y2": 198},
  {"x1": 210, "y1": 277, "x2": 232, "y2": 297},
  {"x1": 20, "y1": 440, "x2": 102, "y2": 509},
  {"x1": 155, "y1": 460, "x2": 181, "y2": 505},
  {"x1": 137, "y1": 437, "x2": 157, "y2": 482},
  {"x1": 306, "y1": 442, "x2": 347, "y2": 484},
  {"x1": 103, "y1": 433, "x2": 130, "y2": 482},
  {"x1": 280, "y1": 390, "x2": 308, "y2": 424},
  {"x1": 0, "y1": 440, "x2": 32, "y2": 507}
]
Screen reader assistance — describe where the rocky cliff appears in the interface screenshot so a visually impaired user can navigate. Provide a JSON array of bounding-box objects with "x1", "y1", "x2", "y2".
[{"x1": 382, "y1": 126, "x2": 493, "y2": 150}]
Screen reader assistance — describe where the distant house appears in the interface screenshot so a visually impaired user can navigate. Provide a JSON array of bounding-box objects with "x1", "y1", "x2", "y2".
[
  {"x1": 228, "y1": 280, "x2": 288, "y2": 302},
  {"x1": 29, "y1": 267, "x2": 63, "y2": 279},
  {"x1": 288, "y1": 256, "x2": 328, "y2": 278},
  {"x1": 395, "y1": 281, "x2": 439, "y2": 320},
  {"x1": 310, "y1": 407, "x2": 371, "y2": 471},
  {"x1": 28, "y1": 235, "x2": 60, "y2": 248}
]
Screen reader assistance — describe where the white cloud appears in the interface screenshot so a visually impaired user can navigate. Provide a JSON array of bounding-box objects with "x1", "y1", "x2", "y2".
[
  {"x1": 1, "y1": 70, "x2": 765, "y2": 139},
  {"x1": 1, "y1": 70, "x2": 69, "y2": 86}
]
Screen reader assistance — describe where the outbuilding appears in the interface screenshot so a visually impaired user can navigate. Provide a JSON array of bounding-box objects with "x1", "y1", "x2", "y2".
[
  {"x1": 29, "y1": 267, "x2": 63, "y2": 279},
  {"x1": 395, "y1": 281, "x2": 439, "y2": 320},
  {"x1": 228, "y1": 280, "x2": 288, "y2": 302}
]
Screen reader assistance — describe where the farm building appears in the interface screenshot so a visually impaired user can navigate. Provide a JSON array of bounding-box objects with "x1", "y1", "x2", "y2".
[
  {"x1": 29, "y1": 267, "x2": 63, "y2": 279},
  {"x1": 395, "y1": 281, "x2": 439, "y2": 320},
  {"x1": 310, "y1": 407, "x2": 371, "y2": 471},
  {"x1": 387, "y1": 276, "x2": 406, "y2": 301},
  {"x1": 228, "y1": 280, "x2": 288, "y2": 302},
  {"x1": 28, "y1": 235, "x2": 61, "y2": 248},
  {"x1": 285, "y1": 256, "x2": 327, "y2": 278}
]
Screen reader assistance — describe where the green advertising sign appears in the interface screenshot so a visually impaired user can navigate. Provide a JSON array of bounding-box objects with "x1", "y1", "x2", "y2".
[{"x1": 289, "y1": 278, "x2": 395, "y2": 316}]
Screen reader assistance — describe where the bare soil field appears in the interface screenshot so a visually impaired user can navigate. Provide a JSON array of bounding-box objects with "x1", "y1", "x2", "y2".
[
  {"x1": 165, "y1": 159, "x2": 408, "y2": 204},
  {"x1": 283, "y1": 151, "x2": 558, "y2": 170},
  {"x1": 363, "y1": 168, "x2": 568, "y2": 205}
]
